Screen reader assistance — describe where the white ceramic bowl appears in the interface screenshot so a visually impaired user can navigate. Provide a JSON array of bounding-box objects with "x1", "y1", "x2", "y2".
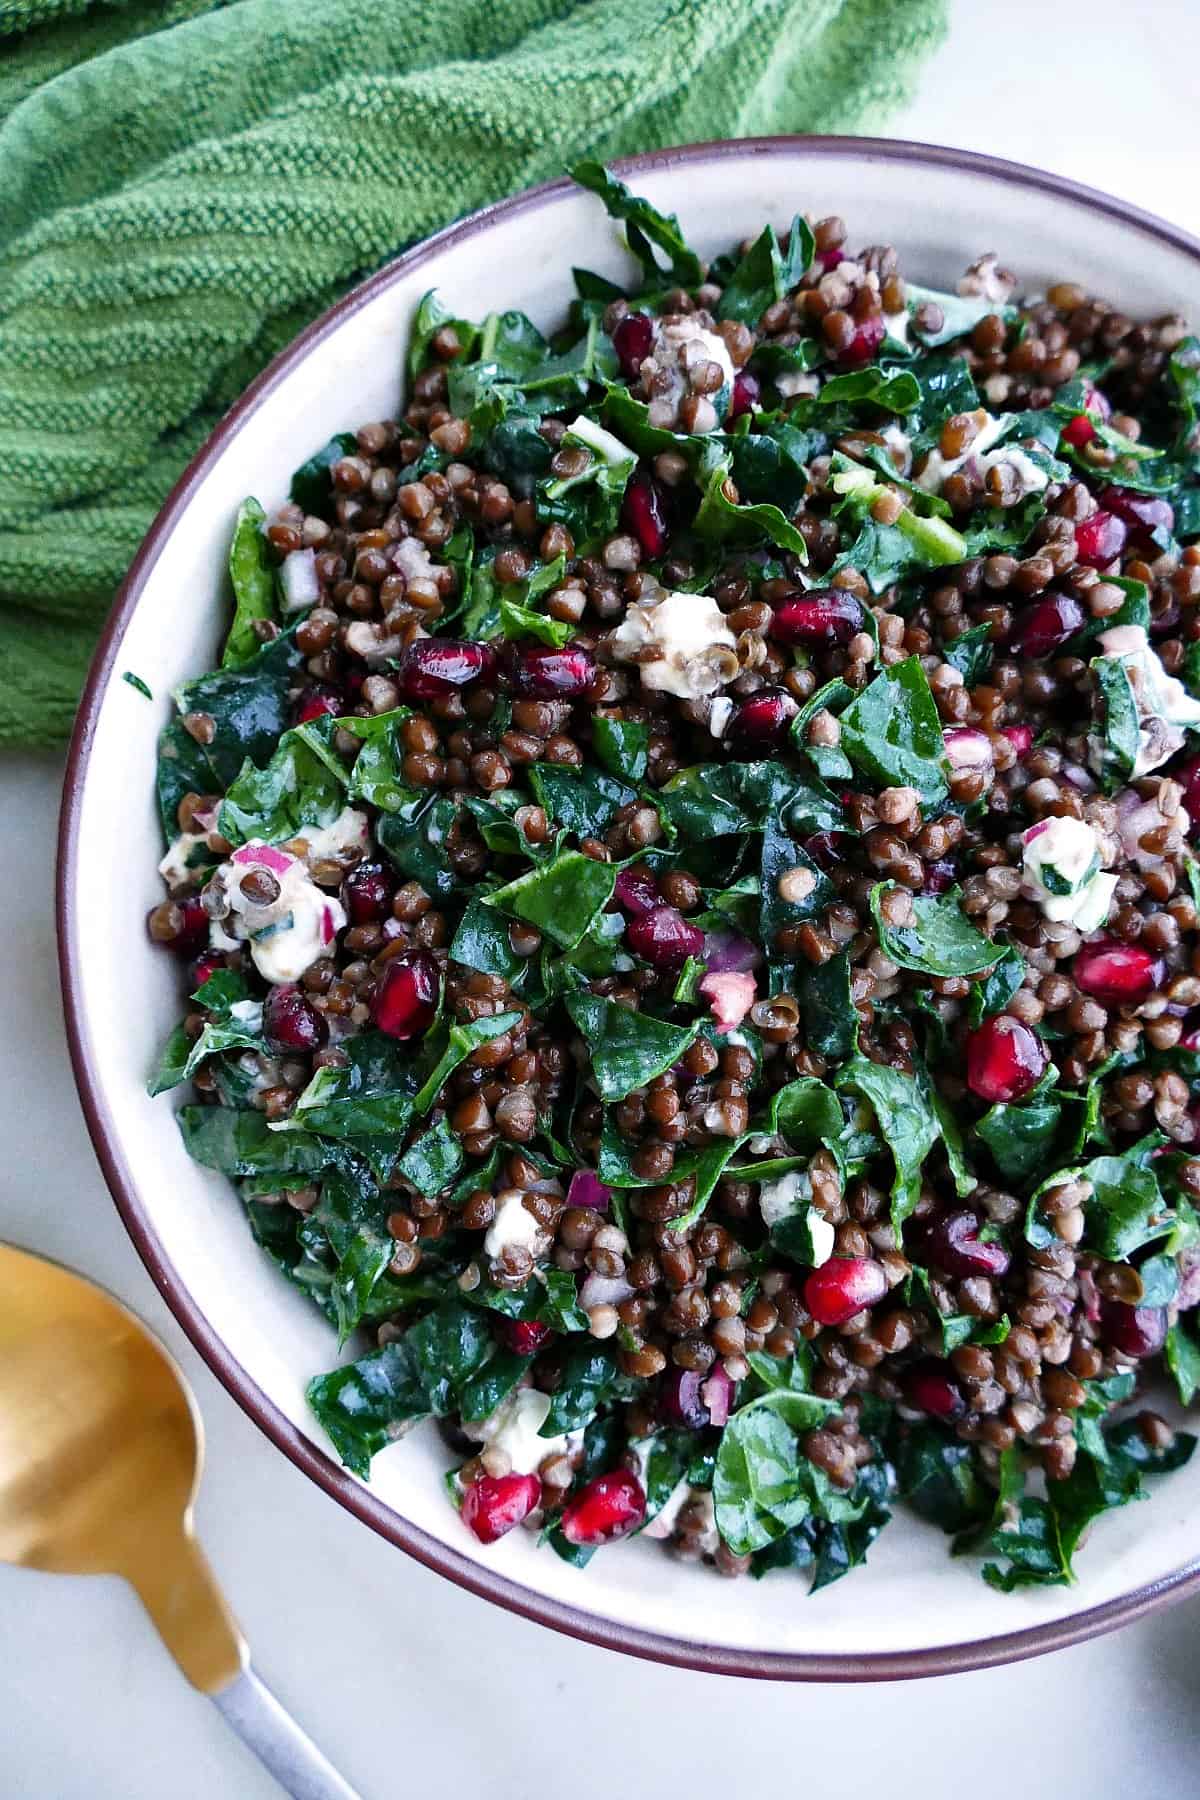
[{"x1": 59, "y1": 137, "x2": 1200, "y2": 1678}]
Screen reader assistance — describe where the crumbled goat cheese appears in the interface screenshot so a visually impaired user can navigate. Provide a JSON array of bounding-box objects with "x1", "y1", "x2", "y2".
[
  {"x1": 158, "y1": 830, "x2": 211, "y2": 891},
  {"x1": 879, "y1": 421, "x2": 912, "y2": 472},
  {"x1": 641, "y1": 316, "x2": 734, "y2": 432},
  {"x1": 884, "y1": 308, "x2": 910, "y2": 348},
  {"x1": 631, "y1": 1436, "x2": 694, "y2": 1541},
  {"x1": 915, "y1": 410, "x2": 1009, "y2": 490},
  {"x1": 659, "y1": 316, "x2": 734, "y2": 385},
  {"x1": 393, "y1": 537, "x2": 439, "y2": 586},
  {"x1": 708, "y1": 696, "x2": 735, "y2": 737},
  {"x1": 611, "y1": 585, "x2": 736, "y2": 701},
  {"x1": 775, "y1": 369, "x2": 821, "y2": 399},
  {"x1": 1020, "y1": 816, "x2": 1116, "y2": 931},
  {"x1": 757, "y1": 1170, "x2": 834, "y2": 1265},
  {"x1": 1117, "y1": 783, "x2": 1191, "y2": 871},
  {"x1": 230, "y1": 1051, "x2": 275, "y2": 1100},
  {"x1": 982, "y1": 445, "x2": 1048, "y2": 497},
  {"x1": 689, "y1": 1488, "x2": 721, "y2": 1556},
  {"x1": 473, "y1": 1387, "x2": 566, "y2": 1474},
  {"x1": 288, "y1": 806, "x2": 370, "y2": 868},
  {"x1": 484, "y1": 1191, "x2": 547, "y2": 1260},
  {"x1": 209, "y1": 841, "x2": 347, "y2": 984},
  {"x1": 1094, "y1": 624, "x2": 1200, "y2": 776},
  {"x1": 343, "y1": 620, "x2": 409, "y2": 665},
  {"x1": 916, "y1": 408, "x2": 1047, "y2": 499},
  {"x1": 957, "y1": 253, "x2": 1016, "y2": 304}
]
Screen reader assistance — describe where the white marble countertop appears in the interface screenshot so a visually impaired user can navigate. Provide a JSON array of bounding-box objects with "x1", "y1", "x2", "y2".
[{"x1": 6, "y1": 3, "x2": 1200, "y2": 1794}]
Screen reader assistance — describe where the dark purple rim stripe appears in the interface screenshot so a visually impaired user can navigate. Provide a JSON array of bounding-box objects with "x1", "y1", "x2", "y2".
[{"x1": 57, "y1": 134, "x2": 1200, "y2": 1681}]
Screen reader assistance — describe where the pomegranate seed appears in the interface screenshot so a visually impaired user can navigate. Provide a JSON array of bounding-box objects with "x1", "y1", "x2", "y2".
[
  {"x1": 1100, "y1": 1299, "x2": 1167, "y2": 1360},
  {"x1": 921, "y1": 858, "x2": 958, "y2": 895},
  {"x1": 493, "y1": 1317, "x2": 555, "y2": 1355},
  {"x1": 612, "y1": 311, "x2": 654, "y2": 379},
  {"x1": 803, "y1": 1257, "x2": 888, "y2": 1327},
  {"x1": 1061, "y1": 413, "x2": 1095, "y2": 449},
  {"x1": 613, "y1": 864, "x2": 660, "y2": 917},
  {"x1": 293, "y1": 684, "x2": 343, "y2": 724},
  {"x1": 1073, "y1": 938, "x2": 1163, "y2": 1006},
  {"x1": 396, "y1": 638, "x2": 496, "y2": 701},
  {"x1": 620, "y1": 469, "x2": 668, "y2": 557},
  {"x1": 728, "y1": 687, "x2": 799, "y2": 754},
  {"x1": 1073, "y1": 509, "x2": 1128, "y2": 569},
  {"x1": 1002, "y1": 723, "x2": 1035, "y2": 758},
  {"x1": 372, "y1": 948, "x2": 440, "y2": 1039},
  {"x1": 728, "y1": 370, "x2": 760, "y2": 422},
  {"x1": 838, "y1": 313, "x2": 886, "y2": 368},
  {"x1": 1180, "y1": 1027, "x2": 1200, "y2": 1052},
  {"x1": 769, "y1": 589, "x2": 865, "y2": 648},
  {"x1": 560, "y1": 1470, "x2": 646, "y2": 1546},
  {"x1": 902, "y1": 1360, "x2": 966, "y2": 1422},
  {"x1": 817, "y1": 246, "x2": 844, "y2": 272},
  {"x1": 966, "y1": 1015, "x2": 1048, "y2": 1103},
  {"x1": 461, "y1": 1472, "x2": 542, "y2": 1544},
  {"x1": 1098, "y1": 484, "x2": 1175, "y2": 547},
  {"x1": 189, "y1": 950, "x2": 226, "y2": 988},
  {"x1": 510, "y1": 644, "x2": 595, "y2": 698},
  {"x1": 925, "y1": 1210, "x2": 1011, "y2": 1279},
  {"x1": 626, "y1": 905, "x2": 704, "y2": 969},
  {"x1": 1176, "y1": 756, "x2": 1200, "y2": 830},
  {"x1": 1008, "y1": 592, "x2": 1085, "y2": 658},
  {"x1": 342, "y1": 860, "x2": 394, "y2": 924},
  {"x1": 263, "y1": 983, "x2": 328, "y2": 1052},
  {"x1": 164, "y1": 896, "x2": 208, "y2": 957},
  {"x1": 150, "y1": 896, "x2": 211, "y2": 957},
  {"x1": 658, "y1": 1367, "x2": 711, "y2": 1429}
]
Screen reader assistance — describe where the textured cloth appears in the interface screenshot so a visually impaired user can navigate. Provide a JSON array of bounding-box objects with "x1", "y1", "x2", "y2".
[{"x1": 0, "y1": 0, "x2": 946, "y2": 745}]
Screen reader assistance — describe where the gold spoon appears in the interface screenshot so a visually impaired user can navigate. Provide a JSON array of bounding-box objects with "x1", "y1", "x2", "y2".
[{"x1": 0, "y1": 1242, "x2": 361, "y2": 1799}]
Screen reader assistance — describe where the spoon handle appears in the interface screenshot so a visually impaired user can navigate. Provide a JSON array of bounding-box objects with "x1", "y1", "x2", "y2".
[{"x1": 212, "y1": 1666, "x2": 362, "y2": 1800}]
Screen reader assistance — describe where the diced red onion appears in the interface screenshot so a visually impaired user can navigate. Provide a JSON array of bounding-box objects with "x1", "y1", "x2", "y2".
[
  {"x1": 231, "y1": 842, "x2": 294, "y2": 875},
  {"x1": 701, "y1": 1365, "x2": 734, "y2": 1427},
  {"x1": 1178, "y1": 1249, "x2": 1200, "y2": 1312},
  {"x1": 701, "y1": 927, "x2": 761, "y2": 973},
  {"x1": 1078, "y1": 1266, "x2": 1101, "y2": 1324},
  {"x1": 943, "y1": 727, "x2": 992, "y2": 772},
  {"x1": 579, "y1": 1272, "x2": 633, "y2": 1308},
  {"x1": 566, "y1": 1170, "x2": 611, "y2": 1213},
  {"x1": 280, "y1": 548, "x2": 320, "y2": 613}
]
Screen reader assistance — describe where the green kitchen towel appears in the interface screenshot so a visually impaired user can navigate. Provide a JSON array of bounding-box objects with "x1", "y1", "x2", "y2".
[{"x1": 0, "y1": 0, "x2": 946, "y2": 746}]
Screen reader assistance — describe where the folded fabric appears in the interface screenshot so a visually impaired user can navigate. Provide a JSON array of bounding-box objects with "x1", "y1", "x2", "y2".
[{"x1": 0, "y1": 0, "x2": 946, "y2": 745}]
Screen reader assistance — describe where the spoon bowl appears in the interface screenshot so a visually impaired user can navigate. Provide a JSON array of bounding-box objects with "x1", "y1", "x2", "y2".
[
  {"x1": 0, "y1": 1241, "x2": 242, "y2": 1690},
  {"x1": 0, "y1": 1243, "x2": 357, "y2": 1798}
]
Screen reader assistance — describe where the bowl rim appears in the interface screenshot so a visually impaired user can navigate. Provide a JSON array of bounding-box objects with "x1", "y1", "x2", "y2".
[{"x1": 57, "y1": 131, "x2": 1200, "y2": 1681}]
